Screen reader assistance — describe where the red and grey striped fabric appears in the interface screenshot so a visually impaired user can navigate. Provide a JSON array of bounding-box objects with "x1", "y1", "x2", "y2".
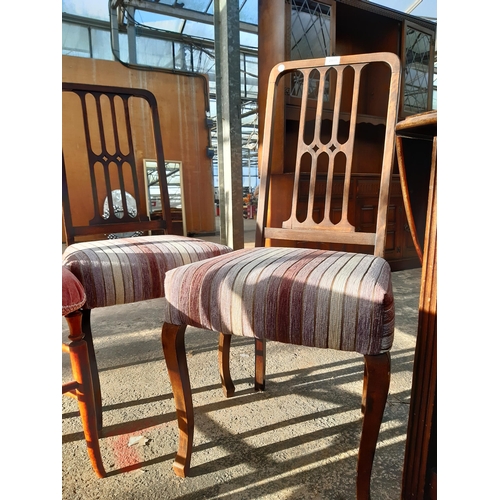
[
  {"x1": 163, "y1": 247, "x2": 394, "y2": 355},
  {"x1": 62, "y1": 235, "x2": 232, "y2": 309},
  {"x1": 62, "y1": 266, "x2": 86, "y2": 316}
]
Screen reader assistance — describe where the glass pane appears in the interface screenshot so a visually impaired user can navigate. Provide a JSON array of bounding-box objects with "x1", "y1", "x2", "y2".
[
  {"x1": 240, "y1": 31, "x2": 258, "y2": 48},
  {"x1": 288, "y1": 0, "x2": 331, "y2": 99},
  {"x1": 118, "y1": 33, "x2": 130, "y2": 62},
  {"x1": 62, "y1": 0, "x2": 110, "y2": 21},
  {"x1": 241, "y1": 55, "x2": 258, "y2": 99},
  {"x1": 192, "y1": 47, "x2": 216, "y2": 74},
  {"x1": 136, "y1": 37, "x2": 174, "y2": 67},
  {"x1": 182, "y1": 20, "x2": 214, "y2": 39},
  {"x1": 165, "y1": 162, "x2": 183, "y2": 209},
  {"x1": 135, "y1": 11, "x2": 185, "y2": 33},
  {"x1": 62, "y1": 23, "x2": 90, "y2": 58},
  {"x1": 180, "y1": 0, "x2": 212, "y2": 12},
  {"x1": 144, "y1": 160, "x2": 183, "y2": 211},
  {"x1": 90, "y1": 28, "x2": 114, "y2": 61},
  {"x1": 239, "y1": 0, "x2": 258, "y2": 25},
  {"x1": 174, "y1": 42, "x2": 193, "y2": 71},
  {"x1": 289, "y1": 0, "x2": 331, "y2": 60},
  {"x1": 432, "y1": 67, "x2": 437, "y2": 109},
  {"x1": 403, "y1": 27, "x2": 432, "y2": 114}
]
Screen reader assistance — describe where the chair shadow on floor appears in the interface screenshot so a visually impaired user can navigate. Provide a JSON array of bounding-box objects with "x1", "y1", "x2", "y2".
[{"x1": 63, "y1": 342, "x2": 414, "y2": 488}]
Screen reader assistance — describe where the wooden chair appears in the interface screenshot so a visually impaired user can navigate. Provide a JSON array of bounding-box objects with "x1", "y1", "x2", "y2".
[
  {"x1": 62, "y1": 83, "x2": 233, "y2": 443},
  {"x1": 62, "y1": 266, "x2": 106, "y2": 478},
  {"x1": 161, "y1": 52, "x2": 401, "y2": 498}
]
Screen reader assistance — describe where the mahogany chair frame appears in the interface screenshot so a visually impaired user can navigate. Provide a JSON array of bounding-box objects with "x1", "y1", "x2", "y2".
[
  {"x1": 62, "y1": 82, "x2": 232, "y2": 434},
  {"x1": 163, "y1": 52, "x2": 401, "y2": 499},
  {"x1": 62, "y1": 83, "x2": 174, "y2": 431}
]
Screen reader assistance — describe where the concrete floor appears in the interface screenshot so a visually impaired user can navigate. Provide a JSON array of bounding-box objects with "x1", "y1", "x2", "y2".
[{"x1": 62, "y1": 218, "x2": 421, "y2": 499}]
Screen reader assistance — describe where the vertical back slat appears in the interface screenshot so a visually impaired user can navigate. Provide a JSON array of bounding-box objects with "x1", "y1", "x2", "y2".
[{"x1": 108, "y1": 93, "x2": 128, "y2": 221}]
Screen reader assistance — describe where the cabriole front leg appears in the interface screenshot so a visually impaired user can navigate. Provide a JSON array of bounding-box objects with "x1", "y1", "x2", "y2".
[
  {"x1": 162, "y1": 323, "x2": 194, "y2": 478},
  {"x1": 357, "y1": 352, "x2": 391, "y2": 500}
]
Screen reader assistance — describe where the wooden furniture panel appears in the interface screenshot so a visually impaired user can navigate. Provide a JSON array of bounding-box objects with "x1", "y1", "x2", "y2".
[
  {"x1": 265, "y1": 172, "x2": 420, "y2": 268},
  {"x1": 258, "y1": 0, "x2": 436, "y2": 270},
  {"x1": 334, "y1": 2, "x2": 401, "y2": 61},
  {"x1": 397, "y1": 111, "x2": 437, "y2": 500},
  {"x1": 62, "y1": 56, "x2": 216, "y2": 240}
]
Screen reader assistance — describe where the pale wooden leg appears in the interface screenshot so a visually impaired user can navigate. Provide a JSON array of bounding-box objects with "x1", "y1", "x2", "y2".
[
  {"x1": 218, "y1": 333, "x2": 235, "y2": 397},
  {"x1": 81, "y1": 308, "x2": 103, "y2": 431},
  {"x1": 255, "y1": 338, "x2": 266, "y2": 391},
  {"x1": 357, "y1": 352, "x2": 391, "y2": 500},
  {"x1": 162, "y1": 323, "x2": 194, "y2": 478},
  {"x1": 64, "y1": 311, "x2": 106, "y2": 478}
]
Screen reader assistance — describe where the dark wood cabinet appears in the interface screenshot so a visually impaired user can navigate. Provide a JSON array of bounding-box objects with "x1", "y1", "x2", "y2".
[
  {"x1": 355, "y1": 176, "x2": 420, "y2": 270},
  {"x1": 396, "y1": 111, "x2": 437, "y2": 500},
  {"x1": 267, "y1": 172, "x2": 420, "y2": 269},
  {"x1": 258, "y1": 0, "x2": 436, "y2": 270}
]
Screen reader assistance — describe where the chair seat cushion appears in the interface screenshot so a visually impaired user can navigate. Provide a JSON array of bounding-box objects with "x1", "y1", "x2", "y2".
[
  {"x1": 62, "y1": 267, "x2": 86, "y2": 316},
  {"x1": 163, "y1": 247, "x2": 394, "y2": 355},
  {"x1": 62, "y1": 235, "x2": 232, "y2": 309}
]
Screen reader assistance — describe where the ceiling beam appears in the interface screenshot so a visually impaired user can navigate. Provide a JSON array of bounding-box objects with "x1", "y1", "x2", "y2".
[{"x1": 115, "y1": 0, "x2": 258, "y2": 34}]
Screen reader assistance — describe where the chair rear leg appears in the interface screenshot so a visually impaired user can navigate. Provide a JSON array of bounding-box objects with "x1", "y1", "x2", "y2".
[
  {"x1": 65, "y1": 312, "x2": 106, "y2": 478},
  {"x1": 255, "y1": 338, "x2": 266, "y2": 391},
  {"x1": 81, "y1": 309, "x2": 103, "y2": 431},
  {"x1": 361, "y1": 362, "x2": 368, "y2": 416},
  {"x1": 162, "y1": 323, "x2": 194, "y2": 478},
  {"x1": 357, "y1": 352, "x2": 391, "y2": 500},
  {"x1": 218, "y1": 333, "x2": 235, "y2": 397}
]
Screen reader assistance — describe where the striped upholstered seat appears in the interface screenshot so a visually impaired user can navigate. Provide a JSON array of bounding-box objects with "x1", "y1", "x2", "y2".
[
  {"x1": 161, "y1": 245, "x2": 395, "y2": 485},
  {"x1": 62, "y1": 234, "x2": 232, "y2": 446},
  {"x1": 63, "y1": 235, "x2": 232, "y2": 309},
  {"x1": 163, "y1": 247, "x2": 394, "y2": 356}
]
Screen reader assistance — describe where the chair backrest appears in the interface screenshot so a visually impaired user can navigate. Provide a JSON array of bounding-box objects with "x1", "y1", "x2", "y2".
[
  {"x1": 62, "y1": 82, "x2": 173, "y2": 245},
  {"x1": 256, "y1": 52, "x2": 401, "y2": 258}
]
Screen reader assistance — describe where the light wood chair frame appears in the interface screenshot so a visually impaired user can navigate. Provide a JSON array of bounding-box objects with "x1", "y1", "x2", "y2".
[
  {"x1": 252, "y1": 52, "x2": 401, "y2": 393},
  {"x1": 164, "y1": 52, "x2": 401, "y2": 499}
]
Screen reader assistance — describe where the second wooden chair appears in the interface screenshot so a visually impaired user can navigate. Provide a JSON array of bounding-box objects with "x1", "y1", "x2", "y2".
[
  {"x1": 62, "y1": 83, "x2": 233, "y2": 476},
  {"x1": 160, "y1": 52, "x2": 402, "y2": 499}
]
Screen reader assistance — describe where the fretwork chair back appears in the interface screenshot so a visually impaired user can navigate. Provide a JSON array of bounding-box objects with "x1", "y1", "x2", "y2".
[
  {"x1": 62, "y1": 83, "x2": 232, "y2": 457},
  {"x1": 62, "y1": 266, "x2": 105, "y2": 478},
  {"x1": 161, "y1": 52, "x2": 401, "y2": 498}
]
